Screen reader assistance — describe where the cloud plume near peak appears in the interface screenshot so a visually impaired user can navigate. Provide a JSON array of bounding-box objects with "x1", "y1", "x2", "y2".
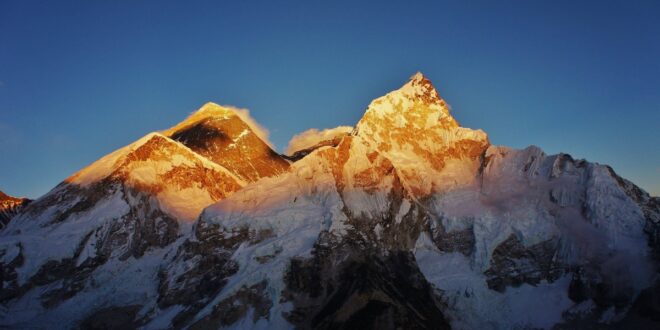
[
  {"x1": 286, "y1": 126, "x2": 353, "y2": 155},
  {"x1": 223, "y1": 105, "x2": 273, "y2": 148}
]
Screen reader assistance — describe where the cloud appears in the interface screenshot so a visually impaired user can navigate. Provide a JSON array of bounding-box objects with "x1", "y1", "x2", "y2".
[
  {"x1": 286, "y1": 126, "x2": 353, "y2": 155},
  {"x1": 224, "y1": 105, "x2": 274, "y2": 148}
]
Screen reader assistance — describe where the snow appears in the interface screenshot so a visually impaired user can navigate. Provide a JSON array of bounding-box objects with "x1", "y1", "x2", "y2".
[
  {"x1": 395, "y1": 198, "x2": 411, "y2": 224},
  {"x1": 6, "y1": 190, "x2": 130, "y2": 284},
  {"x1": 69, "y1": 132, "x2": 161, "y2": 186},
  {"x1": 195, "y1": 150, "x2": 349, "y2": 328},
  {"x1": 68, "y1": 132, "x2": 245, "y2": 188},
  {"x1": 414, "y1": 233, "x2": 574, "y2": 330},
  {"x1": 162, "y1": 102, "x2": 275, "y2": 149},
  {"x1": 161, "y1": 102, "x2": 235, "y2": 138},
  {"x1": 2, "y1": 241, "x2": 178, "y2": 328},
  {"x1": 358, "y1": 72, "x2": 452, "y2": 125},
  {"x1": 407, "y1": 144, "x2": 654, "y2": 329},
  {"x1": 143, "y1": 305, "x2": 186, "y2": 330},
  {"x1": 157, "y1": 186, "x2": 216, "y2": 221},
  {"x1": 236, "y1": 128, "x2": 250, "y2": 139},
  {"x1": 348, "y1": 73, "x2": 489, "y2": 197}
]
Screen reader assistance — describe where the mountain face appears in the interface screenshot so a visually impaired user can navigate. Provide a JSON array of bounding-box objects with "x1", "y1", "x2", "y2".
[
  {"x1": 163, "y1": 103, "x2": 290, "y2": 183},
  {"x1": 0, "y1": 191, "x2": 30, "y2": 230},
  {"x1": 1, "y1": 73, "x2": 659, "y2": 329}
]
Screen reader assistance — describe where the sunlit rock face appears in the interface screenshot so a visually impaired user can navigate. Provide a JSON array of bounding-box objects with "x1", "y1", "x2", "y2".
[
  {"x1": 164, "y1": 103, "x2": 290, "y2": 183},
  {"x1": 0, "y1": 191, "x2": 30, "y2": 230},
  {"x1": 353, "y1": 72, "x2": 489, "y2": 196},
  {"x1": 1, "y1": 73, "x2": 659, "y2": 329}
]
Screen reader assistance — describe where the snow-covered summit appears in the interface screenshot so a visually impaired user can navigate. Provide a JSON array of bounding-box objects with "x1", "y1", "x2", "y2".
[
  {"x1": 401, "y1": 72, "x2": 444, "y2": 101},
  {"x1": 162, "y1": 102, "x2": 237, "y2": 136},
  {"x1": 356, "y1": 72, "x2": 457, "y2": 131},
  {"x1": 352, "y1": 72, "x2": 488, "y2": 195},
  {"x1": 164, "y1": 103, "x2": 290, "y2": 182}
]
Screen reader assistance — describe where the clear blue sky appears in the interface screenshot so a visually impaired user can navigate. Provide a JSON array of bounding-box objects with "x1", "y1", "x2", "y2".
[{"x1": 1, "y1": 0, "x2": 658, "y2": 198}]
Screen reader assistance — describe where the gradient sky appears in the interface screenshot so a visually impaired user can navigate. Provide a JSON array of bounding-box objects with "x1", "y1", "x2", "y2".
[{"x1": 1, "y1": 0, "x2": 658, "y2": 198}]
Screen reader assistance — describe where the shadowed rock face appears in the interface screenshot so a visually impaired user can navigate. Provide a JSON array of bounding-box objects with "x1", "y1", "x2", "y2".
[
  {"x1": 282, "y1": 236, "x2": 450, "y2": 330},
  {"x1": 428, "y1": 218, "x2": 475, "y2": 256},
  {"x1": 484, "y1": 234, "x2": 564, "y2": 292},
  {"x1": 189, "y1": 280, "x2": 273, "y2": 329},
  {"x1": 156, "y1": 221, "x2": 275, "y2": 327}
]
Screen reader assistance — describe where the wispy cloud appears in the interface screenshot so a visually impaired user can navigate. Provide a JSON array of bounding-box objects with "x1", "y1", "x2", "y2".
[
  {"x1": 223, "y1": 105, "x2": 274, "y2": 148},
  {"x1": 286, "y1": 126, "x2": 353, "y2": 155}
]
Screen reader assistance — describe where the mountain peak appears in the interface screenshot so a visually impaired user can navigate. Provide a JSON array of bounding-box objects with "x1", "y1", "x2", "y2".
[
  {"x1": 355, "y1": 73, "x2": 458, "y2": 137},
  {"x1": 195, "y1": 102, "x2": 236, "y2": 117},
  {"x1": 409, "y1": 71, "x2": 428, "y2": 84},
  {"x1": 352, "y1": 73, "x2": 488, "y2": 194},
  {"x1": 397, "y1": 71, "x2": 443, "y2": 104},
  {"x1": 163, "y1": 103, "x2": 290, "y2": 182},
  {"x1": 163, "y1": 103, "x2": 237, "y2": 136}
]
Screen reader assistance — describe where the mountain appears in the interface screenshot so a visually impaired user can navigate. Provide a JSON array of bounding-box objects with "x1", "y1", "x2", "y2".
[
  {"x1": 163, "y1": 103, "x2": 290, "y2": 183},
  {"x1": 1, "y1": 73, "x2": 659, "y2": 329},
  {"x1": 0, "y1": 191, "x2": 30, "y2": 230},
  {"x1": 0, "y1": 131, "x2": 247, "y2": 315}
]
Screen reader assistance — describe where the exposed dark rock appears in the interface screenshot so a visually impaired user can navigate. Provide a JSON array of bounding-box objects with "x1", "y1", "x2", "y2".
[
  {"x1": 0, "y1": 182, "x2": 181, "y2": 308},
  {"x1": 157, "y1": 222, "x2": 274, "y2": 327},
  {"x1": 0, "y1": 231, "x2": 105, "y2": 307},
  {"x1": 484, "y1": 234, "x2": 564, "y2": 292},
  {"x1": 189, "y1": 280, "x2": 272, "y2": 329},
  {"x1": 0, "y1": 243, "x2": 24, "y2": 302},
  {"x1": 428, "y1": 219, "x2": 475, "y2": 256},
  {"x1": 79, "y1": 305, "x2": 142, "y2": 330},
  {"x1": 618, "y1": 280, "x2": 660, "y2": 325},
  {"x1": 282, "y1": 233, "x2": 450, "y2": 330}
]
